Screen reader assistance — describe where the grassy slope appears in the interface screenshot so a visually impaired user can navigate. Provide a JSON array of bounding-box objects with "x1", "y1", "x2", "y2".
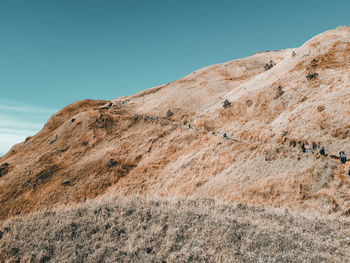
[
  {"x1": 1, "y1": 28, "x2": 350, "y2": 221},
  {"x1": 1, "y1": 197, "x2": 350, "y2": 263}
]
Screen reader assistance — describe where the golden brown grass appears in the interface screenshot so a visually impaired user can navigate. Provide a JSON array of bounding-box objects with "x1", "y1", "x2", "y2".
[
  {"x1": 1, "y1": 197, "x2": 350, "y2": 263},
  {"x1": 1, "y1": 27, "x2": 350, "y2": 223},
  {"x1": 294, "y1": 41, "x2": 350, "y2": 72}
]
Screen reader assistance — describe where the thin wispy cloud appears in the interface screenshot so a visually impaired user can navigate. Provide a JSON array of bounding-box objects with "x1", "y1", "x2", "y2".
[
  {"x1": 0, "y1": 99, "x2": 57, "y2": 156},
  {"x1": 0, "y1": 113, "x2": 44, "y2": 130},
  {"x1": 0, "y1": 99, "x2": 58, "y2": 114},
  {"x1": 0, "y1": 128, "x2": 40, "y2": 136}
]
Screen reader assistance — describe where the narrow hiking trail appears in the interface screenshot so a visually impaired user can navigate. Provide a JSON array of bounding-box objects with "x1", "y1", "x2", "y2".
[
  {"x1": 109, "y1": 99, "x2": 350, "y2": 163},
  {"x1": 111, "y1": 97, "x2": 350, "y2": 216},
  {"x1": 109, "y1": 98, "x2": 350, "y2": 214},
  {"x1": 108, "y1": 98, "x2": 258, "y2": 145}
]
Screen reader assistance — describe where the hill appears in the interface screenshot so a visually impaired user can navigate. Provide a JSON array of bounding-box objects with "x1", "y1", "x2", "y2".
[{"x1": 1, "y1": 26, "x2": 350, "y2": 222}]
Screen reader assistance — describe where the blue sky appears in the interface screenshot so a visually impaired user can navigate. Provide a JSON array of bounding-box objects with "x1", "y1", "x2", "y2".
[{"x1": 1, "y1": 0, "x2": 350, "y2": 155}]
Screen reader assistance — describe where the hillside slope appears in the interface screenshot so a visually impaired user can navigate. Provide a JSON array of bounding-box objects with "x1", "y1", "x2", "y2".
[{"x1": 1, "y1": 26, "x2": 350, "y2": 221}]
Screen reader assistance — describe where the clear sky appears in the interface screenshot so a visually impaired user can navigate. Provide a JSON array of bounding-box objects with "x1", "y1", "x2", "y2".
[{"x1": 1, "y1": 0, "x2": 350, "y2": 155}]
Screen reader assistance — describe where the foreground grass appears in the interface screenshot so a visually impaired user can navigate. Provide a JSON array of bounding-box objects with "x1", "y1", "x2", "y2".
[{"x1": 1, "y1": 197, "x2": 350, "y2": 262}]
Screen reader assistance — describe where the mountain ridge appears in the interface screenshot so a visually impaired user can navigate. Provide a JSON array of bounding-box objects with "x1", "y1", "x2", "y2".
[{"x1": 1, "y1": 26, "x2": 350, "y2": 221}]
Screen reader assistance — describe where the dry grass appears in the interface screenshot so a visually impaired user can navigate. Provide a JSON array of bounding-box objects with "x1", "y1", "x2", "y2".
[
  {"x1": 1, "y1": 27, "x2": 350, "y2": 223},
  {"x1": 2, "y1": 26, "x2": 350, "y2": 263},
  {"x1": 1, "y1": 197, "x2": 350, "y2": 263},
  {"x1": 294, "y1": 41, "x2": 350, "y2": 72}
]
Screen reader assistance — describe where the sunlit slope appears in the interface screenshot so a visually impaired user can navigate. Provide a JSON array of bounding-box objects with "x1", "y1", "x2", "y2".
[{"x1": 1, "y1": 26, "x2": 350, "y2": 220}]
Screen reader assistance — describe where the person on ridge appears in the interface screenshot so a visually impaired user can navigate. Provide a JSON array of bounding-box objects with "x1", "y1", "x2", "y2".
[
  {"x1": 302, "y1": 141, "x2": 312, "y2": 153},
  {"x1": 320, "y1": 147, "x2": 327, "y2": 157},
  {"x1": 339, "y1": 151, "x2": 347, "y2": 164}
]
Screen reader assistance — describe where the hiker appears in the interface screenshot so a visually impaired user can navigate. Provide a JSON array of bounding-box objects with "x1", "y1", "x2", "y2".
[
  {"x1": 339, "y1": 151, "x2": 347, "y2": 164},
  {"x1": 302, "y1": 141, "x2": 312, "y2": 153},
  {"x1": 223, "y1": 133, "x2": 227, "y2": 139},
  {"x1": 320, "y1": 147, "x2": 327, "y2": 157}
]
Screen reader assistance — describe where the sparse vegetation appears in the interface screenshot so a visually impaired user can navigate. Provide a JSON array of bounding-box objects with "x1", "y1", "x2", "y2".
[
  {"x1": 317, "y1": 105, "x2": 325, "y2": 112},
  {"x1": 264, "y1": 60, "x2": 276, "y2": 70},
  {"x1": 222, "y1": 99, "x2": 231, "y2": 108},
  {"x1": 166, "y1": 109, "x2": 174, "y2": 117},
  {"x1": 245, "y1": 99, "x2": 253, "y2": 107},
  {"x1": 306, "y1": 72, "x2": 319, "y2": 80}
]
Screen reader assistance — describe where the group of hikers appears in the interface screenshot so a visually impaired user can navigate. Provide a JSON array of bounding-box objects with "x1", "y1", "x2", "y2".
[
  {"x1": 302, "y1": 141, "x2": 349, "y2": 175},
  {"x1": 124, "y1": 100, "x2": 349, "y2": 177}
]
